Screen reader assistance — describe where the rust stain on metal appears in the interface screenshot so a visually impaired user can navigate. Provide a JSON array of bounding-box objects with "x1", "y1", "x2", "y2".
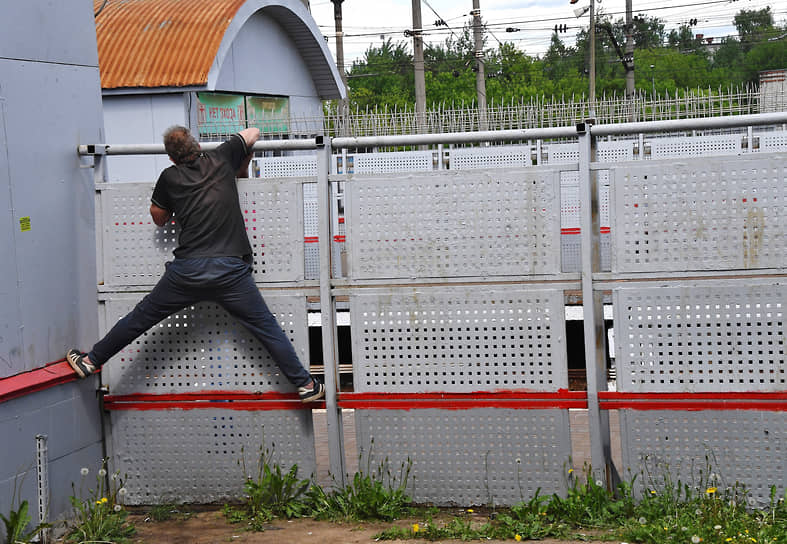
[{"x1": 94, "y1": 0, "x2": 246, "y2": 89}]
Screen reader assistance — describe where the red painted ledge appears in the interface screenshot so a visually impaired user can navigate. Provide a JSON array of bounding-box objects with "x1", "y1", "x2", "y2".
[
  {"x1": 598, "y1": 391, "x2": 787, "y2": 411},
  {"x1": 0, "y1": 359, "x2": 79, "y2": 404},
  {"x1": 338, "y1": 390, "x2": 588, "y2": 411},
  {"x1": 104, "y1": 391, "x2": 325, "y2": 411}
]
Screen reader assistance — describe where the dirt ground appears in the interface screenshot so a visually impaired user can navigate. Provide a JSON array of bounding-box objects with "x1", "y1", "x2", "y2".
[{"x1": 128, "y1": 508, "x2": 616, "y2": 544}]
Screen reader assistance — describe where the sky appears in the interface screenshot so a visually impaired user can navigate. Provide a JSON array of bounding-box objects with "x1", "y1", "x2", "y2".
[{"x1": 307, "y1": 0, "x2": 785, "y2": 65}]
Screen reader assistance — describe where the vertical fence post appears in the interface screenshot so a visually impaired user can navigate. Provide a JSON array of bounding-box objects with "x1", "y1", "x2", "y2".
[
  {"x1": 577, "y1": 123, "x2": 614, "y2": 486},
  {"x1": 317, "y1": 137, "x2": 346, "y2": 486}
]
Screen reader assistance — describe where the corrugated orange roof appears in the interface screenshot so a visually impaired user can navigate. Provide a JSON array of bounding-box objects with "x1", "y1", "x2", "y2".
[{"x1": 94, "y1": 0, "x2": 247, "y2": 89}]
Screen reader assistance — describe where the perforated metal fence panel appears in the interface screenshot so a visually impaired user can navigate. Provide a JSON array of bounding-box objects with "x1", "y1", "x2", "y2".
[
  {"x1": 109, "y1": 408, "x2": 316, "y2": 505},
  {"x1": 610, "y1": 153, "x2": 787, "y2": 272},
  {"x1": 619, "y1": 409, "x2": 785, "y2": 505},
  {"x1": 251, "y1": 156, "x2": 317, "y2": 178},
  {"x1": 101, "y1": 292, "x2": 310, "y2": 395},
  {"x1": 344, "y1": 169, "x2": 560, "y2": 279},
  {"x1": 98, "y1": 181, "x2": 306, "y2": 285},
  {"x1": 448, "y1": 144, "x2": 533, "y2": 170},
  {"x1": 349, "y1": 150, "x2": 434, "y2": 173},
  {"x1": 647, "y1": 134, "x2": 742, "y2": 158},
  {"x1": 349, "y1": 287, "x2": 567, "y2": 393},
  {"x1": 355, "y1": 408, "x2": 571, "y2": 506},
  {"x1": 613, "y1": 282, "x2": 786, "y2": 393}
]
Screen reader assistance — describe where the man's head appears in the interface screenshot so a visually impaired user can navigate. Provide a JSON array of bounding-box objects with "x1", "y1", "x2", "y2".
[{"x1": 163, "y1": 126, "x2": 200, "y2": 164}]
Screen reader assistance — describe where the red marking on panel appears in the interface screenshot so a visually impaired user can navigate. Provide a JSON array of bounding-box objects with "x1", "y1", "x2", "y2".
[
  {"x1": 338, "y1": 390, "x2": 587, "y2": 410},
  {"x1": 598, "y1": 391, "x2": 787, "y2": 411}
]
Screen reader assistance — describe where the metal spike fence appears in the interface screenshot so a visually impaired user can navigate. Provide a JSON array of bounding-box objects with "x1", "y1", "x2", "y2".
[
  {"x1": 198, "y1": 86, "x2": 785, "y2": 143},
  {"x1": 313, "y1": 86, "x2": 775, "y2": 138}
]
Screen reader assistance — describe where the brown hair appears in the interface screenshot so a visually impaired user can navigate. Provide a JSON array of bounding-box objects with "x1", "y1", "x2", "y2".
[{"x1": 163, "y1": 126, "x2": 200, "y2": 164}]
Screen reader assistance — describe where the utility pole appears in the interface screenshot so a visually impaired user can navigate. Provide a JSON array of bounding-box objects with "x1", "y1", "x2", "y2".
[
  {"x1": 625, "y1": 0, "x2": 635, "y2": 99},
  {"x1": 331, "y1": 0, "x2": 349, "y2": 134},
  {"x1": 588, "y1": 0, "x2": 596, "y2": 119},
  {"x1": 472, "y1": 0, "x2": 488, "y2": 130},
  {"x1": 411, "y1": 0, "x2": 427, "y2": 133}
]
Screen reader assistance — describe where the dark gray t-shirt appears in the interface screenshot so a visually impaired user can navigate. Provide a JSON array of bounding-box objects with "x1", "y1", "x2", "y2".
[{"x1": 151, "y1": 134, "x2": 252, "y2": 260}]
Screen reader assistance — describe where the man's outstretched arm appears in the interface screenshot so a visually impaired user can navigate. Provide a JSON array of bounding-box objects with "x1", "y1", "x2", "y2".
[{"x1": 236, "y1": 127, "x2": 261, "y2": 178}]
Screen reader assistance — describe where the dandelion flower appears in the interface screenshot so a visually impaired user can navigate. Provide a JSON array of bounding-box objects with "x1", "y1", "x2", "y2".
[
  {"x1": 467, "y1": 509, "x2": 474, "y2": 513},
  {"x1": 515, "y1": 535, "x2": 522, "y2": 542},
  {"x1": 725, "y1": 539, "x2": 733, "y2": 542},
  {"x1": 568, "y1": 468, "x2": 574, "y2": 474},
  {"x1": 691, "y1": 535, "x2": 702, "y2": 543},
  {"x1": 650, "y1": 489, "x2": 657, "y2": 495},
  {"x1": 412, "y1": 523, "x2": 419, "y2": 533},
  {"x1": 80, "y1": 467, "x2": 89, "y2": 476},
  {"x1": 118, "y1": 487, "x2": 127, "y2": 496},
  {"x1": 695, "y1": 508, "x2": 702, "y2": 516},
  {"x1": 714, "y1": 525, "x2": 722, "y2": 531},
  {"x1": 595, "y1": 479, "x2": 604, "y2": 487},
  {"x1": 706, "y1": 487, "x2": 717, "y2": 495},
  {"x1": 114, "y1": 504, "x2": 122, "y2": 512},
  {"x1": 98, "y1": 468, "x2": 107, "y2": 477},
  {"x1": 638, "y1": 517, "x2": 647, "y2": 525}
]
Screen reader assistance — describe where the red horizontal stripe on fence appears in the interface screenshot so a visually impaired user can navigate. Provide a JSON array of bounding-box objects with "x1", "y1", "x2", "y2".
[
  {"x1": 559, "y1": 228, "x2": 611, "y2": 235},
  {"x1": 598, "y1": 391, "x2": 787, "y2": 411},
  {"x1": 104, "y1": 391, "x2": 323, "y2": 411},
  {"x1": 0, "y1": 360, "x2": 77, "y2": 404},
  {"x1": 338, "y1": 390, "x2": 587, "y2": 410},
  {"x1": 333, "y1": 235, "x2": 346, "y2": 242},
  {"x1": 304, "y1": 236, "x2": 319, "y2": 243}
]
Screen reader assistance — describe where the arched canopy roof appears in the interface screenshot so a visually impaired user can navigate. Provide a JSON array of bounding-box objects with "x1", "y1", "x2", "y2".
[{"x1": 94, "y1": 0, "x2": 344, "y2": 98}]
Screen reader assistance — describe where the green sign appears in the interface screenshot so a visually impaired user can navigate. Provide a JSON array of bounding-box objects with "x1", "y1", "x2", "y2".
[
  {"x1": 196, "y1": 93, "x2": 246, "y2": 136},
  {"x1": 246, "y1": 96, "x2": 289, "y2": 134},
  {"x1": 196, "y1": 93, "x2": 290, "y2": 137}
]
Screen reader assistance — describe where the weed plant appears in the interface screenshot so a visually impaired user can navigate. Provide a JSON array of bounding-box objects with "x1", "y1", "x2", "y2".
[
  {"x1": 224, "y1": 444, "x2": 311, "y2": 531},
  {"x1": 1, "y1": 500, "x2": 50, "y2": 544},
  {"x1": 64, "y1": 460, "x2": 134, "y2": 544},
  {"x1": 307, "y1": 448, "x2": 413, "y2": 522},
  {"x1": 147, "y1": 503, "x2": 181, "y2": 522},
  {"x1": 1, "y1": 469, "x2": 50, "y2": 544}
]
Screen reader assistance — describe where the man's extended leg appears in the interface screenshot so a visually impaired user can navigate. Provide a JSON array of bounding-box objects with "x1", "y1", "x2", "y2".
[
  {"x1": 67, "y1": 260, "x2": 199, "y2": 377},
  {"x1": 211, "y1": 258, "x2": 323, "y2": 401}
]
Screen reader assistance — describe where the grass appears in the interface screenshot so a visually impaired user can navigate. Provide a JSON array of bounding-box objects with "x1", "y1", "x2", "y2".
[
  {"x1": 372, "y1": 466, "x2": 786, "y2": 543},
  {"x1": 197, "y1": 448, "x2": 787, "y2": 542}
]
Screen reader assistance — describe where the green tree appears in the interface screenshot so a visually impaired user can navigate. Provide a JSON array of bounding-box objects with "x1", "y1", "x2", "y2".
[
  {"x1": 347, "y1": 39, "x2": 414, "y2": 110},
  {"x1": 734, "y1": 7, "x2": 776, "y2": 50},
  {"x1": 668, "y1": 24, "x2": 701, "y2": 51}
]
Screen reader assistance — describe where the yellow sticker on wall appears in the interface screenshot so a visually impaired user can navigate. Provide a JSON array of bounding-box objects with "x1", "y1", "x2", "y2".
[{"x1": 19, "y1": 216, "x2": 31, "y2": 232}]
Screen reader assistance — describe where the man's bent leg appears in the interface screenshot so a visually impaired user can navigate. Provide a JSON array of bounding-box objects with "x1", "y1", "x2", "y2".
[
  {"x1": 88, "y1": 263, "x2": 197, "y2": 367},
  {"x1": 215, "y1": 267, "x2": 312, "y2": 388}
]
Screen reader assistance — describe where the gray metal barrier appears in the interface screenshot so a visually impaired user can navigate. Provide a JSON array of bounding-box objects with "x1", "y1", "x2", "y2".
[{"x1": 80, "y1": 113, "x2": 787, "y2": 506}]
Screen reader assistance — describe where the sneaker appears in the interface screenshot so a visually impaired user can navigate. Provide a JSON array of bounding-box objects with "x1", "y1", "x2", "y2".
[
  {"x1": 298, "y1": 380, "x2": 325, "y2": 403},
  {"x1": 66, "y1": 349, "x2": 97, "y2": 379}
]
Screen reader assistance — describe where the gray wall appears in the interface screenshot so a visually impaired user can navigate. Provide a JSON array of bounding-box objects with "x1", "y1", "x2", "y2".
[
  {"x1": 0, "y1": 0, "x2": 105, "y2": 533},
  {"x1": 103, "y1": 93, "x2": 186, "y2": 183}
]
